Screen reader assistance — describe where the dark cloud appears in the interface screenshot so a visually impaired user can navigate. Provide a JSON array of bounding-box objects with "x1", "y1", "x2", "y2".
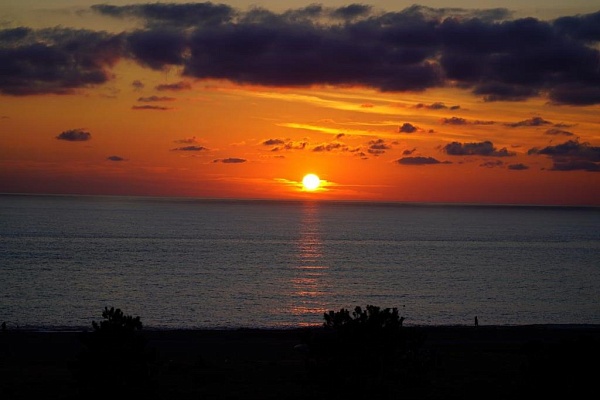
[
  {"x1": 472, "y1": 82, "x2": 539, "y2": 102},
  {"x1": 137, "y1": 95, "x2": 176, "y2": 102},
  {"x1": 443, "y1": 141, "x2": 516, "y2": 157},
  {"x1": 480, "y1": 160, "x2": 504, "y2": 168},
  {"x1": 403, "y1": 148, "x2": 416, "y2": 155},
  {"x1": 416, "y1": 101, "x2": 445, "y2": 109},
  {"x1": 172, "y1": 146, "x2": 208, "y2": 151},
  {"x1": 0, "y1": 27, "x2": 32, "y2": 42},
  {"x1": 264, "y1": 138, "x2": 307, "y2": 151},
  {"x1": 367, "y1": 138, "x2": 392, "y2": 155},
  {"x1": 92, "y1": 3, "x2": 235, "y2": 28},
  {"x1": 56, "y1": 129, "x2": 91, "y2": 142},
  {"x1": 554, "y1": 11, "x2": 600, "y2": 42},
  {"x1": 181, "y1": 8, "x2": 444, "y2": 92},
  {"x1": 399, "y1": 122, "x2": 417, "y2": 133},
  {"x1": 155, "y1": 81, "x2": 191, "y2": 91},
  {"x1": 442, "y1": 117, "x2": 467, "y2": 125},
  {"x1": 529, "y1": 140, "x2": 600, "y2": 160},
  {"x1": 213, "y1": 157, "x2": 246, "y2": 163},
  {"x1": 549, "y1": 160, "x2": 600, "y2": 172},
  {"x1": 554, "y1": 122, "x2": 575, "y2": 128},
  {"x1": 335, "y1": 133, "x2": 345, "y2": 139},
  {"x1": 262, "y1": 138, "x2": 286, "y2": 146},
  {"x1": 508, "y1": 163, "x2": 529, "y2": 170},
  {"x1": 107, "y1": 155, "x2": 126, "y2": 161},
  {"x1": 368, "y1": 139, "x2": 390, "y2": 149},
  {"x1": 132, "y1": 80, "x2": 144, "y2": 89},
  {"x1": 439, "y1": 14, "x2": 600, "y2": 105},
  {"x1": 548, "y1": 83, "x2": 600, "y2": 106},
  {"x1": 528, "y1": 140, "x2": 600, "y2": 171},
  {"x1": 441, "y1": 117, "x2": 495, "y2": 125},
  {"x1": 127, "y1": 29, "x2": 187, "y2": 69},
  {"x1": 506, "y1": 117, "x2": 551, "y2": 127},
  {"x1": 414, "y1": 101, "x2": 459, "y2": 110},
  {"x1": 287, "y1": 141, "x2": 307, "y2": 150},
  {"x1": 545, "y1": 128, "x2": 574, "y2": 136},
  {"x1": 330, "y1": 4, "x2": 372, "y2": 20},
  {"x1": 174, "y1": 137, "x2": 198, "y2": 144},
  {"x1": 3, "y1": 6, "x2": 600, "y2": 105},
  {"x1": 312, "y1": 142, "x2": 346, "y2": 152},
  {"x1": 131, "y1": 105, "x2": 171, "y2": 110},
  {"x1": 396, "y1": 156, "x2": 449, "y2": 165},
  {"x1": 0, "y1": 27, "x2": 123, "y2": 95}
]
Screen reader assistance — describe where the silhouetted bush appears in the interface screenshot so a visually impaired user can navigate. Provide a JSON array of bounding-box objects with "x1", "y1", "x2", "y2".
[
  {"x1": 305, "y1": 305, "x2": 426, "y2": 399},
  {"x1": 324, "y1": 305, "x2": 403, "y2": 339},
  {"x1": 75, "y1": 307, "x2": 156, "y2": 399}
]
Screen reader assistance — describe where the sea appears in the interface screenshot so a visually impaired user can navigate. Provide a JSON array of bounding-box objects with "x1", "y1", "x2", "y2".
[{"x1": 1, "y1": 194, "x2": 599, "y2": 330}]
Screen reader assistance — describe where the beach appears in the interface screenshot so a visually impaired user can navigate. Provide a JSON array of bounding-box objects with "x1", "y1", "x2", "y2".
[{"x1": 1, "y1": 325, "x2": 598, "y2": 399}]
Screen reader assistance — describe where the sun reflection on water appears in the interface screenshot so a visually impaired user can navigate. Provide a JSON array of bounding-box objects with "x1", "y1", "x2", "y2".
[{"x1": 290, "y1": 202, "x2": 329, "y2": 323}]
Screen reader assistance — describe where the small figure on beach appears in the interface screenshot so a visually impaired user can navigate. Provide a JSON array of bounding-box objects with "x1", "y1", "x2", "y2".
[{"x1": 474, "y1": 316, "x2": 479, "y2": 327}]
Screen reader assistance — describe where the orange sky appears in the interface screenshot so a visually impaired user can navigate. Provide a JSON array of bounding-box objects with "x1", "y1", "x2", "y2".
[{"x1": 1, "y1": 2, "x2": 599, "y2": 205}]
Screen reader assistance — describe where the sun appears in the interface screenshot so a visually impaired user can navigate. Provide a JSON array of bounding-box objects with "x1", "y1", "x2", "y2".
[{"x1": 302, "y1": 174, "x2": 321, "y2": 191}]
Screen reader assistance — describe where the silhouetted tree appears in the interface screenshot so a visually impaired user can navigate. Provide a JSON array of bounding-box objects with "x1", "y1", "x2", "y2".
[{"x1": 75, "y1": 307, "x2": 156, "y2": 399}]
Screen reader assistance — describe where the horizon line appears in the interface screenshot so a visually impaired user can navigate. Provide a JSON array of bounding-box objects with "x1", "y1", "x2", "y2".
[{"x1": 1, "y1": 192, "x2": 598, "y2": 209}]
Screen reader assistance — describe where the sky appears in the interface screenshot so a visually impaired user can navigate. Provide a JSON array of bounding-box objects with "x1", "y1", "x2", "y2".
[{"x1": 1, "y1": 1, "x2": 599, "y2": 205}]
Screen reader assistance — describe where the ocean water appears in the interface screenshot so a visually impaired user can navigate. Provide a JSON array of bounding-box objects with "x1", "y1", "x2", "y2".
[{"x1": 1, "y1": 194, "x2": 599, "y2": 330}]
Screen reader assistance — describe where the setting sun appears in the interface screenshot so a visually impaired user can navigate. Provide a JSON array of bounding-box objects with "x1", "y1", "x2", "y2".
[{"x1": 302, "y1": 174, "x2": 321, "y2": 191}]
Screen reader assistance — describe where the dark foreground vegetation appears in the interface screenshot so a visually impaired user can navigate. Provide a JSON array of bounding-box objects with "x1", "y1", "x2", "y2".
[{"x1": 1, "y1": 306, "x2": 599, "y2": 399}]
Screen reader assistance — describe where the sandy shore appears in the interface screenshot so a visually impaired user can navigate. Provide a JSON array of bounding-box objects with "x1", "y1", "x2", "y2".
[{"x1": 1, "y1": 325, "x2": 599, "y2": 399}]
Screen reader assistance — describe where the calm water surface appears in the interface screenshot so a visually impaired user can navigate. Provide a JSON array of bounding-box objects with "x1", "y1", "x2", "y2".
[{"x1": 1, "y1": 195, "x2": 599, "y2": 329}]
